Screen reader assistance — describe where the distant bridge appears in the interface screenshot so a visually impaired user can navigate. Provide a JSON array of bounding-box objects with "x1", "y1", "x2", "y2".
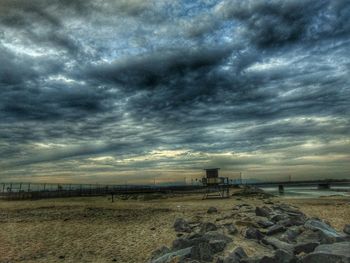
[{"x1": 245, "y1": 179, "x2": 350, "y2": 193}]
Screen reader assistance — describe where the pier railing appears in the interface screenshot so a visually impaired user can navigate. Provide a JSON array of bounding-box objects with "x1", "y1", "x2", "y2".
[{"x1": 0, "y1": 182, "x2": 206, "y2": 200}]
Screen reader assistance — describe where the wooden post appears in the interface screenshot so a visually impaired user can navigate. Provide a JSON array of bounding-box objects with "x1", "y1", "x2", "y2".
[
  {"x1": 278, "y1": 185, "x2": 284, "y2": 194},
  {"x1": 28, "y1": 183, "x2": 31, "y2": 192},
  {"x1": 111, "y1": 193, "x2": 114, "y2": 203}
]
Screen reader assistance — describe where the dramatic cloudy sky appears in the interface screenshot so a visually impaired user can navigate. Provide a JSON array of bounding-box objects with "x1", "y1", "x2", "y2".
[{"x1": 0, "y1": 0, "x2": 349, "y2": 184}]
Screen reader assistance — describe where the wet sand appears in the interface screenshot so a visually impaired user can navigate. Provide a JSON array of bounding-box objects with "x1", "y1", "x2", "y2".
[{"x1": 0, "y1": 191, "x2": 349, "y2": 263}]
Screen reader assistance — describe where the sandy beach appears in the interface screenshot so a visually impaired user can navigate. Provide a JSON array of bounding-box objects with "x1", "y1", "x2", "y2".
[{"x1": 0, "y1": 190, "x2": 349, "y2": 263}]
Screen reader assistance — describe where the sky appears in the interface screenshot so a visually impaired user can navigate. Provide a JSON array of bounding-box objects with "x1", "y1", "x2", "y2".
[{"x1": 0, "y1": 0, "x2": 349, "y2": 184}]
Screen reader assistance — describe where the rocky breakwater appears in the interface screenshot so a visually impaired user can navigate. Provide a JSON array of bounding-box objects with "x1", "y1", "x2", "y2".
[{"x1": 149, "y1": 202, "x2": 350, "y2": 263}]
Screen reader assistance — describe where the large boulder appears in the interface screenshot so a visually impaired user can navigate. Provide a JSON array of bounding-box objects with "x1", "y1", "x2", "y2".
[
  {"x1": 300, "y1": 242, "x2": 350, "y2": 263},
  {"x1": 174, "y1": 218, "x2": 192, "y2": 233},
  {"x1": 304, "y1": 219, "x2": 346, "y2": 243}
]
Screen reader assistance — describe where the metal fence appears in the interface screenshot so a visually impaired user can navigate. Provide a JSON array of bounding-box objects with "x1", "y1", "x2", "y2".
[{"x1": 0, "y1": 182, "x2": 207, "y2": 200}]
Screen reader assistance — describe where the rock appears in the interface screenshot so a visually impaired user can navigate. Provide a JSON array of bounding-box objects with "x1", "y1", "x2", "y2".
[
  {"x1": 190, "y1": 242, "x2": 213, "y2": 262},
  {"x1": 223, "y1": 247, "x2": 247, "y2": 263},
  {"x1": 296, "y1": 229, "x2": 326, "y2": 245},
  {"x1": 232, "y1": 187, "x2": 274, "y2": 198},
  {"x1": 258, "y1": 249, "x2": 296, "y2": 263},
  {"x1": 279, "y1": 226, "x2": 303, "y2": 243},
  {"x1": 304, "y1": 219, "x2": 346, "y2": 243},
  {"x1": 272, "y1": 204, "x2": 303, "y2": 215},
  {"x1": 224, "y1": 223, "x2": 238, "y2": 235},
  {"x1": 58, "y1": 255, "x2": 65, "y2": 259},
  {"x1": 151, "y1": 247, "x2": 192, "y2": 263},
  {"x1": 240, "y1": 258, "x2": 260, "y2": 263},
  {"x1": 266, "y1": 225, "x2": 286, "y2": 236},
  {"x1": 209, "y1": 240, "x2": 227, "y2": 253},
  {"x1": 256, "y1": 206, "x2": 272, "y2": 217},
  {"x1": 174, "y1": 218, "x2": 192, "y2": 233},
  {"x1": 232, "y1": 246, "x2": 248, "y2": 259},
  {"x1": 257, "y1": 219, "x2": 275, "y2": 228},
  {"x1": 279, "y1": 216, "x2": 306, "y2": 227},
  {"x1": 200, "y1": 222, "x2": 218, "y2": 233},
  {"x1": 293, "y1": 242, "x2": 319, "y2": 254},
  {"x1": 262, "y1": 237, "x2": 294, "y2": 253},
  {"x1": 203, "y1": 231, "x2": 233, "y2": 244},
  {"x1": 172, "y1": 238, "x2": 193, "y2": 250},
  {"x1": 343, "y1": 224, "x2": 350, "y2": 235},
  {"x1": 300, "y1": 242, "x2": 350, "y2": 263},
  {"x1": 207, "y1": 207, "x2": 218, "y2": 214},
  {"x1": 150, "y1": 246, "x2": 171, "y2": 260},
  {"x1": 172, "y1": 234, "x2": 207, "y2": 250},
  {"x1": 239, "y1": 204, "x2": 253, "y2": 208},
  {"x1": 244, "y1": 227, "x2": 264, "y2": 240},
  {"x1": 270, "y1": 214, "x2": 289, "y2": 223},
  {"x1": 236, "y1": 220, "x2": 260, "y2": 228}
]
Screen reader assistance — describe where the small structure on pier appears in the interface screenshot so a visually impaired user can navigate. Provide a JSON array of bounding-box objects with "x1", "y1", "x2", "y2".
[{"x1": 201, "y1": 168, "x2": 230, "y2": 199}]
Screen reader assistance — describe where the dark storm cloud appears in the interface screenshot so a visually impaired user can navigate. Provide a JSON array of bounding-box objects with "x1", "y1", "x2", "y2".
[
  {"x1": 87, "y1": 46, "x2": 234, "y2": 89},
  {"x1": 0, "y1": 1, "x2": 80, "y2": 55},
  {"x1": 0, "y1": 0, "x2": 349, "y2": 182},
  {"x1": 217, "y1": 0, "x2": 350, "y2": 47}
]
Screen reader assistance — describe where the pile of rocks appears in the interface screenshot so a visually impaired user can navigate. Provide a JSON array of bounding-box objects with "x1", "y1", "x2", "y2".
[
  {"x1": 231, "y1": 187, "x2": 274, "y2": 199},
  {"x1": 149, "y1": 202, "x2": 350, "y2": 263}
]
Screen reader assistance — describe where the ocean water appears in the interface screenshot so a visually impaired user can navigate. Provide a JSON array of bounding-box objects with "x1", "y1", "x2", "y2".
[{"x1": 262, "y1": 186, "x2": 350, "y2": 199}]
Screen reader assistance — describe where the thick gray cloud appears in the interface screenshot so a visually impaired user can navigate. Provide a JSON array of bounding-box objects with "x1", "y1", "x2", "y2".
[{"x1": 0, "y1": 0, "x2": 349, "y2": 183}]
